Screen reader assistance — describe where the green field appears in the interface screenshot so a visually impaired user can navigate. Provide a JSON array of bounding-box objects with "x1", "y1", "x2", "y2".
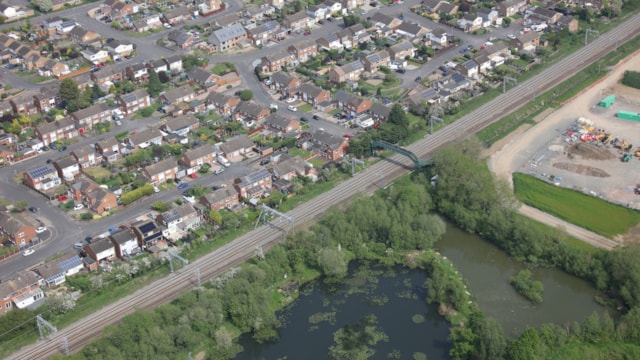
[{"x1": 513, "y1": 173, "x2": 640, "y2": 238}]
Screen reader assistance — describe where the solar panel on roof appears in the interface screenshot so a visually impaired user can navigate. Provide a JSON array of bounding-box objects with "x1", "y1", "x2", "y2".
[{"x1": 59, "y1": 256, "x2": 82, "y2": 271}]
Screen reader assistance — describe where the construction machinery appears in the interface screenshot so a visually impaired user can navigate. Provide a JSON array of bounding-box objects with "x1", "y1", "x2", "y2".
[
  {"x1": 635, "y1": 148, "x2": 640, "y2": 157},
  {"x1": 613, "y1": 139, "x2": 633, "y2": 152},
  {"x1": 622, "y1": 153, "x2": 633, "y2": 162}
]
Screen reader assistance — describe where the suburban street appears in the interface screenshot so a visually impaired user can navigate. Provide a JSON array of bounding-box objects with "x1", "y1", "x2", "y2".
[
  {"x1": 5, "y1": 8, "x2": 640, "y2": 359},
  {"x1": 0, "y1": 0, "x2": 526, "y2": 278}
]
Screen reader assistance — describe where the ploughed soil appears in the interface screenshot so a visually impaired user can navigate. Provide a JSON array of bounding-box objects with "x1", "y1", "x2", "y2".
[
  {"x1": 552, "y1": 162, "x2": 610, "y2": 177},
  {"x1": 566, "y1": 142, "x2": 616, "y2": 160}
]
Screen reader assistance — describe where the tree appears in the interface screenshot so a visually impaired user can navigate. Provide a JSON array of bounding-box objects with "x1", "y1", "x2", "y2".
[
  {"x1": 151, "y1": 201, "x2": 172, "y2": 212},
  {"x1": 317, "y1": 247, "x2": 348, "y2": 278},
  {"x1": 239, "y1": 90, "x2": 253, "y2": 101},
  {"x1": 3, "y1": 119, "x2": 22, "y2": 134},
  {"x1": 16, "y1": 113, "x2": 30, "y2": 126},
  {"x1": 13, "y1": 200, "x2": 28, "y2": 212},
  {"x1": 59, "y1": 78, "x2": 80, "y2": 111},
  {"x1": 147, "y1": 71, "x2": 163, "y2": 97},
  {"x1": 90, "y1": 83, "x2": 105, "y2": 100},
  {"x1": 158, "y1": 70, "x2": 170, "y2": 83},
  {"x1": 208, "y1": 210, "x2": 223, "y2": 225},
  {"x1": 33, "y1": 0, "x2": 53, "y2": 12}
]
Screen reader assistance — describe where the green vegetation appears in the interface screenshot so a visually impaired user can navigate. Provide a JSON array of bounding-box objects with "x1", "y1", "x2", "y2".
[
  {"x1": 513, "y1": 173, "x2": 640, "y2": 237},
  {"x1": 328, "y1": 314, "x2": 388, "y2": 360},
  {"x1": 120, "y1": 183, "x2": 154, "y2": 205},
  {"x1": 509, "y1": 270, "x2": 544, "y2": 304},
  {"x1": 622, "y1": 70, "x2": 640, "y2": 89},
  {"x1": 210, "y1": 62, "x2": 236, "y2": 75}
]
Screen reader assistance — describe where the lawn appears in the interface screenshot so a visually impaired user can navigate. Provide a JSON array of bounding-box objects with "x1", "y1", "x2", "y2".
[
  {"x1": 290, "y1": 148, "x2": 311, "y2": 158},
  {"x1": 83, "y1": 167, "x2": 111, "y2": 179},
  {"x1": 513, "y1": 173, "x2": 640, "y2": 238},
  {"x1": 210, "y1": 62, "x2": 236, "y2": 75},
  {"x1": 299, "y1": 103, "x2": 313, "y2": 112}
]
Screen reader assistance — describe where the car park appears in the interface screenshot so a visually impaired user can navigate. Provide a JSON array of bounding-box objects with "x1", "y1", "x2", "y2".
[
  {"x1": 23, "y1": 249, "x2": 35, "y2": 256},
  {"x1": 177, "y1": 183, "x2": 188, "y2": 190},
  {"x1": 73, "y1": 203, "x2": 84, "y2": 211},
  {"x1": 36, "y1": 226, "x2": 47, "y2": 234},
  {"x1": 29, "y1": 206, "x2": 37, "y2": 213}
]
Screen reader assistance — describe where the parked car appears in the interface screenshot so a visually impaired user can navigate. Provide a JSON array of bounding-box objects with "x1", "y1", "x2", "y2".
[
  {"x1": 85, "y1": 236, "x2": 93, "y2": 243},
  {"x1": 286, "y1": 97, "x2": 297, "y2": 103},
  {"x1": 304, "y1": 30, "x2": 311, "y2": 36},
  {"x1": 28, "y1": 206, "x2": 37, "y2": 213},
  {"x1": 23, "y1": 249, "x2": 35, "y2": 256},
  {"x1": 507, "y1": 34, "x2": 516, "y2": 39},
  {"x1": 154, "y1": 186, "x2": 160, "y2": 193},
  {"x1": 73, "y1": 243, "x2": 84, "y2": 249},
  {"x1": 300, "y1": 116, "x2": 309, "y2": 122},
  {"x1": 177, "y1": 183, "x2": 188, "y2": 190},
  {"x1": 414, "y1": 76, "x2": 422, "y2": 82},
  {"x1": 36, "y1": 226, "x2": 47, "y2": 234},
  {"x1": 396, "y1": 68, "x2": 406, "y2": 74},
  {"x1": 49, "y1": 143, "x2": 57, "y2": 150},
  {"x1": 73, "y1": 203, "x2": 84, "y2": 211},
  {"x1": 343, "y1": 134, "x2": 353, "y2": 138},
  {"x1": 260, "y1": 159, "x2": 270, "y2": 166},
  {"x1": 189, "y1": 173, "x2": 197, "y2": 179},
  {"x1": 58, "y1": 195, "x2": 68, "y2": 201},
  {"x1": 214, "y1": 168, "x2": 225, "y2": 175},
  {"x1": 312, "y1": 115, "x2": 320, "y2": 120},
  {"x1": 59, "y1": 146, "x2": 67, "y2": 152},
  {"x1": 287, "y1": 105, "x2": 297, "y2": 112}
]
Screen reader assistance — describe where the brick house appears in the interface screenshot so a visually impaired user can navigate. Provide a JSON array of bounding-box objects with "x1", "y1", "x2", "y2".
[
  {"x1": 125, "y1": 128, "x2": 163, "y2": 149},
  {"x1": 68, "y1": 26, "x2": 100, "y2": 44},
  {"x1": 70, "y1": 179, "x2": 117, "y2": 214},
  {"x1": 361, "y1": 50, "x2": 390, "y2": 73},
  {"x1": 283, "y1": 12, "x2": 314, "y2": 32},
  {"x1": 0, "y1": 212, "x2": 37, "y2": 246},
  {"x1": 118, "y1": 89, "x2": 151, "y2": 115},
  {"x1": 511, "y1": 32, "x2": 540, "y2": 52},
  {"x1": 162, "y1": 6, "x2": 193, "y2": 25},
  {"x1": 33, "y1": 86, "x2": 60, "y2": 113},
  {"x1": 200, "y1": 187, "x2": 240, "y2": 210},
  {"x1": 10, "y1": 93, "x2": 39, "y2": 115},
  {"x1": 52, "y1": 156, "x2": 81, "y2": 181},
  {"x1": 164, "y1": 55, "x2": 184, "y2": 74},
  {"x1": 234, "y1": 168, "x2": 272, "y2": 199},
  {"x1": 270, "y1": 155, "x2": 308, "y2": 180},
  {"x1": 23, "y1": 165, "x2": 62, "y2": 191},
  {"x1": 497, "y1": 0, "x2": 527, "y2": 17},
  {"x1": 263, "y1": 113, "x2": 300, "y2": 137},
  {"x1": 180, "y1": 144, "x2": 217, "y2": 172},
  {"x1": 70, "y1": 103, "x2": 113, "y2": 131},
  {"x1": 0, "y1": 271, "x2": 43, "y2": 315},
  {"x1": 271, "y1": 71, "x2": 301, "y2": 97},
  {"x1": 370, "y1": 103, "x2": 392, "y2": 122},
  {"x1": 142, "y1": 158, "x2": 179, "y2": 185},
  {"x1": 297, "y1": 83, "x2": 331, "y2": 108},
  {"x1": 297, "y1": 130, "x2": 348, "y2": 161},
  {"x1": 208, "y1": 23, "x2": 247, "y2": 52},
  {"x1": 83, "y1": 237, "x2": 116, "y2": 263},
  {"x1": 90, "y1": 66, "x2": 123, "y2": 87},
  {"x1": 132, "y1": 220, "x2": 167, "y2": 249},
  {"x1": 95, "y1": 137, "x2": 121, "y2": 163},
  {"x1": 262, "y1": 50, "x2": 294, "y2": 72},
  {"x1": 187, "y1": 67, "x2": 218, "y2": 86},
  {"x1": 220, "y1": 134, "x2": 254, "y2": 160},
  {"x1": 109, "y1": 228, "x2": 140, "y2": 258},
  {"x1": 388, "y1": 41, "x2": 415, "y2": 61},
  {"x1": 288, "y1": 39, "x2": 318, "y2": 62},
  {"x1": 156, "y1": 203, "x2": 201, "y2": 237},
  {"x1": 333, "y1": 90, "x2": 371, "y2": 115},
  {"x1": 125, "y1": 63, "x2": 149, "y2": 82},
  {"x1": 328, "y1": 60, "x2": 364, "y2": 83},
  {"x1": 33, "y1": 252, "x2": 83, "y2": 287},
  {"x1": 162, "y1": 114, "x2": 199, "y2": 136},
  {"x1": 205, "y1": 92, "x2": 241, "y2": 116},
  {"x1": 234, "y1": 102, "x2": 270, "y2": 122},
  {"x1": 158, "y1": 85, "x2": 196, "y2": 107},
  {"x1": 71, "y1": 145, "x2": 98, "y2": 168}
]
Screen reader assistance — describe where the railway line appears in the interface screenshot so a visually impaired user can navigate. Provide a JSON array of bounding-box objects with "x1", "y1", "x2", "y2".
[{"x1": 8, "y1": 13, "x2": 640, "y2": 359}]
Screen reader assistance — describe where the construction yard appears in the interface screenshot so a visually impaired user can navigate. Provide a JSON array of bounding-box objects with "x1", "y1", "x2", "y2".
[{"x1": 490, "y1": 50, "x2": 640, "y2": 244}]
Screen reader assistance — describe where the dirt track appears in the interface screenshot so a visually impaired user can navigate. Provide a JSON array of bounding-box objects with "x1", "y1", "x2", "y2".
[{"x1": 487, "y1": 51, "x2": 640, "y2": 250}]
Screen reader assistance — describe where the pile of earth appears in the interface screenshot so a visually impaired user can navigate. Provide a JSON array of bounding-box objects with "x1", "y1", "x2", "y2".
[
  {"x1": 567, "y1": 143, "x2": 616, "y2": 160},
  {"x1": 553, "y1": 162, "x2": 610, "y2": 177}
]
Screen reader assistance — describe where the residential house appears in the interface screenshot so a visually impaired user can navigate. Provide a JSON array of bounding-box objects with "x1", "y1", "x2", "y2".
[
  {"x1": 324, "y1": 0, "x2": 342, "y2": 15},
  {"x1": 132, "y1": 220, "x2": 166, "y2": 249},
  {"x1": 271, "y1": 155, "x2": 308, "y2": 180},
  {"x1": 455, "y1": 59, "x2": 479, "y2": 79},
  {"x1": 388, "y1": 41, "x2": 415, "y2": 61},
  {"x1": 234, "y1": 102, "x2": 270, "y2": 122},
  {"x1": 457, "y1": 14, "x2": 483, "y2": 32},
  {"x1": 158, "y1": 85, "x2": 196, "y2": 106},
  {"x1": 95, "y1": 137, "x2": 121, "y2": 163},
  {"x1": 118, "y1": 89, "x2": 151, "y2": 115},
  {"x1": 298, "y1": 130, "x2": 348, "y2": 161},
  {"x1": 0, "y1": 212, "x2": 37, "y2": 246},
  {"x1": 497, "y1": 0, "x2": 527, "y2": 17},
  {"x1": 71, "y1": 178, "x2": 120, "y2": 215},
  {"x1": 52, "y1": 156, "x2": 81, "y2": 181},
  {"x1": 109, "y1": 228, "x2": 139, "y2": 258},
  {"x1": 306, "y1": 4, "x2": 327, "y2": 21},
  {"x1": 234, "y1": 168, "x2": 272, "y2": 199},
  {"x1": 81, "y1": 48, "x2": 109, "y2": 64},
  {"x1": 167, "y1": 30, "x2": 195, "y2": 49},
  {"x1": 33, "y1": 86, "x2": 60, "y2": 113},
  {"x1": 369, "y1": 12, "x2": 402, "y2": 29},
  {"x1": 56, "y1": 20, "x2": 77, "y2": 34},
  {"x1": 24, "y1": 165, "x2": 61, "y2": 191},
  {"x1": 41, "y1": 59, "x2": 69, "y2": 78},
  {"x1": 25, "y1": 55, "x2": 49, "y2": 72},
  {"x1": 270, "y1": 0, "x2": 285, "y2": 9},
  {"x1": 41, "y1": 16, "x2": 64, "y2": 35},
  {"x1": 162, "y1": 114, "x2": 199, "y2": 136},
  {"x1": 395, "y1": 22, "x2": 428, "y2": 39},
  {"x1": 125, "y1": 128, "x2": 163, "y2": 149},
  {"x1": 180, "y1": 144, "x2": 216, "y2": 172},
  {"x1": 91, "y1": 66, "x2": 123, "y2": 87},
  {"x1": 198, "y1": 0, "x2": 223, "y2": 15},
  {"x1": 200, "y1": 187, "x2": 239, "y2": 210},
  {"x1": 213, "y1": 13, "x2": 241, "y2": 28},
  {"x1": 146, "y1": 58, "x2": 169, "y2": 74},
  {"x1": 476, "y1": 7, "x2": 499, "y2": 26},
  {"x1": 297, "y1": 83, "x2": 331, "y2": 108},
  {"x1": 142, "y1": 158, "x2": 179, "y2": 185},
  {"x1": 556, "y1": 15, "x2": 579, "y2": 33},
  {"x1": 263, "y1": 113, "x2": 300, "y2": 137},
  {"x1": 71, "y1": 145, "x2": 98, "y2": 168},
  {"x1": 426, "y1": 28, "x2": 448, "y2": 47},
  {"x1": 33, "y1": 252, "x2": 83, "y2": 287},
  {"x1": 68, "y1": 26, "x2": 100, "y2": 44},
  {"x1": 125, "y1": 63, "x2": 148, "y2": 82},
  {"x1": 529, "y1": 6, "x2": 562, "y2": 24},
  {"x1": 283, "y1": 12, "x2": 313, "y2": 32},
  {"x1": 316, "y1": 33, "x2": 342, "y2": 50},
  {"x1": 218, "y1": 72, "x2": 241, "y2": 89},
  {"x1": 220, "y1": 134, "x2": 254, "y2": 160},
  {"x1": 247, "y1": 21, "x2": 281, "y2": 46},
  {"x1": 271, "y1": 71, "x2": 301, "y2": 96},
  {"x1": 422, "y1": 0, "x2": 443, "y2": 13},
  {"x1": 262, "y1": 50, "x2": 294, "y2": 72},
  {"x1": 83, "y1": 237, "x2": 116, "y2": 263},
  {"x1": 370, "y1": 103, "x2": 391, "y2": 122},
  {"x1": 205, "y1": 92, "x2": 241, "y2": 116},
  {"x1": 336, "y1": 29, "x2": 355, "y2": 49},
  {"x1": 9, "y1": 93, "x2": 38, "y2": 115},
  {"x1": 361, "y1": 50, "x2": 390, "y2": 73},
  {"x1": 70, "y1": 103, "x2": 113, "y2": 130},
  {"x1": 156, "y1": 203, "x2": 201, "y2": 238},
  {"x1": 208, "y1": 23, "x2": 247, "y2": 52},
  {"x1": 105, "y1": 38, "x2": 134, "y2": 59},
  {"x1": 511, "y1": 31, "x2": 540, "y2": 51},
  {"x1": 162, "y1": 7, "x2": 193, "y2": 25},
  {"x1": 328, "y1": 60, "x2": 365, "y2": 83},
  {"x1": 473, "y1": 42, "x2": 510, "y2": 72},
  {"x1": 187, "y1": 67, "x2": 218, "y2": 86},
  {"x1": 164, "y1": 55, "x2": 184, "y2": 74},
  {"x1": 288, "y1": 39, "x2": 318, "y2": 62},
  {"x1": 0, "y1": 271, "x2": 43, "y2": 315},
  {"x1": 108, "y1": 0, "x2": 137, "y2": 19},
  {"x1": 333, "y1": 90, "x2": 371, "y2": 114},
  {"x1": 35, "y1": 116, "x2": 77, "y2": 145},
  {"x1": 244, "y1": 5, "x2": 274, "y2": 22}
]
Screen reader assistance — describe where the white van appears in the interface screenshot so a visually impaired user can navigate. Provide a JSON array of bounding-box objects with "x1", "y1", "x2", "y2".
[{"x1": 217, "y1": 155, "x2": 231, "y2": 167}]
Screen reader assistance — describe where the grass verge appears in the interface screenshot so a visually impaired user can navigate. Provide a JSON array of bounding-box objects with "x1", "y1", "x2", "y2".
[{"x1": 513, "y1": 173, "x2": 640, "y2": 238}]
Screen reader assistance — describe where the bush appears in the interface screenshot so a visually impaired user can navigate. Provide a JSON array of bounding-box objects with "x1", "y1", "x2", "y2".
[
  {"x1": 621, "y1": 71, "x2": 640, "y2": 89},
  {"x1": 509, "y1": 270, "x2": 544, "y2": 304},
  {"x1": 80, "y1": 213, "x2": 94, "y2": 221},
  {"x1": 120, "y1": 183, "x2": 154, "y2": 205}
]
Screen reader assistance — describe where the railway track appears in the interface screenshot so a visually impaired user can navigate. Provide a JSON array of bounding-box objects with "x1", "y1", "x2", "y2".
[{"x1": 8, "y1": 14, "x2": 640, "y2": 359}]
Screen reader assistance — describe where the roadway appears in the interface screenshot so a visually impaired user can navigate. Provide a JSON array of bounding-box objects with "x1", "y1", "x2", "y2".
[{"x1": 6, "y1": 10, "x2": 640, "y2": 360}]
